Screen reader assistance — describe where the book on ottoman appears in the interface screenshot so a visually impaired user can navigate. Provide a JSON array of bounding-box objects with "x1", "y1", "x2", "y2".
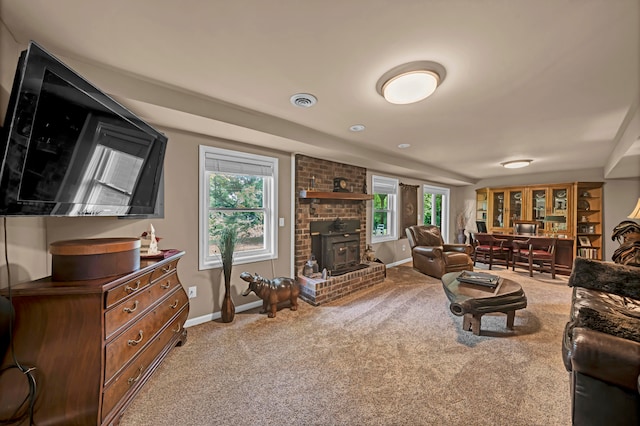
[{"x1": 457, "y1": 271, "x2": 501, "y2": 288}]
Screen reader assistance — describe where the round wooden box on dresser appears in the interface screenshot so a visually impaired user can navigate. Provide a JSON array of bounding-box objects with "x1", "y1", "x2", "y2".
[{"x1": 0, "y1": 249, "x2": 189, "y2": 425}]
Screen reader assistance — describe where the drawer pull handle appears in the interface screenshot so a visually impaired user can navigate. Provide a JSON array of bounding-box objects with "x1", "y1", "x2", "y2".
[
  {"x1": 127, "y1": 366, "x2": 144, "y2": 385},
  {"x1": 173, "y1": 324, "x2": 181, "y2": 333},
  {"x1": 162, "y1": 265, "x2": 171, "y2": 273},
  {"x1": 125, "y1": 280, "x2": 141, "y2": 293},
  {"x1": 127, "y1": 330, "x2": 144, "y2": 346},
  {"x1": 161, "y1": 281, "x2": 171, "y2": 289},
  {"x1": 123, "y1": 300, "x2": 139, "y2": 313},
  {"x1": 170, "y1": 300, "x2": 179, "y2": 309}
]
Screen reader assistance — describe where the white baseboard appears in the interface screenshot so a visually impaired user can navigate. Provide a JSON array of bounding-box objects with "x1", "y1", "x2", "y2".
[
  {"x1": 184, "y1": 300, "x2": 263, "y2": 328},
  {"x1": 386, "y1": 257, "x2": 412, "y2": 268}
]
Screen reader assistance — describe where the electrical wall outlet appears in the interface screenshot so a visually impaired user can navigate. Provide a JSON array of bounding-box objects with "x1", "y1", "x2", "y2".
[
  {"x1": 188, "y1": 286, "x2": 197, "y2": 299},
  {"x1": 402, "y1": 244, "x2": 406, "y2": 251}
]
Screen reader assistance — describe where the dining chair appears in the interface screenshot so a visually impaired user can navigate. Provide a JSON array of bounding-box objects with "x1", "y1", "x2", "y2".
[
  {"x1": 472, "y1": 232, "x2": 510, "y2": 269},
  {"x1": 511, "y1": 237, "x2": 557, "y2": 279}
]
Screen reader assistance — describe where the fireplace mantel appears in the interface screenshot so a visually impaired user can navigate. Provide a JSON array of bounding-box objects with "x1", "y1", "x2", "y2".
[{"x1": 299, "y1": 190, "x2": 373, "y2": 201}]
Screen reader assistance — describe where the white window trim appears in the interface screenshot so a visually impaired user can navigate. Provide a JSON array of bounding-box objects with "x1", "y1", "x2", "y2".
[
  {"x1": 423, "y1": 184, "x2": 450, "y2": 243},
  {"x1": 198, "y1": 145, "x2": 278, "y2": 270},
  {"x1": 372, "y1": 175, "x2": 399, "y2": 243}
]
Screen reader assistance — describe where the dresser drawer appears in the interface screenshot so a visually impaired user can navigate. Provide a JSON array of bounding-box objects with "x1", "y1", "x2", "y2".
[
  {"x1": 104, "y1": 274, "x2": 186, "y2": 339},
  {"x1": 104, "y1": 287, "x2": 188, "y2": 383},
  {"x1": 149, "y1": 271, "x2": 181, "y2": 300},
  {"x1": 150, "y1": 259, "x2": 179, "y2": 282},
  {"x1": 105, "y1": 271, "x2": 153, "y2": 309},
  {"x1": 105, "y1": 288, "x2": 156, "y2": 339},
  {"x1": 102, "y1": 307, "x2": 188, "y2": 421}
]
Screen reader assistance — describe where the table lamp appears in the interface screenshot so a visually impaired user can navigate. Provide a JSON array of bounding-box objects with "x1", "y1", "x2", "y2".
[{"x1": 629, "y1": 198, "x2": 640, "y2": 220}]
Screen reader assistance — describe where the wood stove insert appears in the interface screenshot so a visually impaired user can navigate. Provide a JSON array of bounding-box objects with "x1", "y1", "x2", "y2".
[{"x1": 310, "y1": 218, "x2": 367, "y2": 276}]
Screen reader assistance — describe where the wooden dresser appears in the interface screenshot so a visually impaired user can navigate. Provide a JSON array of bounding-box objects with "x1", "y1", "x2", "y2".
[{"x1": 0, "y1": 251, "x2": 189, "y2": 425}]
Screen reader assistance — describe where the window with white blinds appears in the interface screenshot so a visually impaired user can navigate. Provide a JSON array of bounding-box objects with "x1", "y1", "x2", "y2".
[{"x1": 199, "y1": 145, "x2": 278, "y2": 270}]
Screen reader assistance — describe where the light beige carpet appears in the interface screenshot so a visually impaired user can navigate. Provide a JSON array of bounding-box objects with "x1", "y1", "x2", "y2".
[{"x1": 120, "y1": 263, "x2": 573, "y2": 426}]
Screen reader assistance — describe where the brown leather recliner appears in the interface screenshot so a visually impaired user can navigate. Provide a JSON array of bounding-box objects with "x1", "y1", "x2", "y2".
[{"x1": 405, "y1": 225, "x2": 473, "y2": 279}]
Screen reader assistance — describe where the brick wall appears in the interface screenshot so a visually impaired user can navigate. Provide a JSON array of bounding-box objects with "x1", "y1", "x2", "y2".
[{"x1": 295, "y1": 154, "x2": 368, "y2": 276}]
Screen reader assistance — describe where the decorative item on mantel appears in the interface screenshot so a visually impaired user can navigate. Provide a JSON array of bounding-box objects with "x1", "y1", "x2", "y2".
[{"x1": 217, "y1": 226, "x2": 237, "y2": 323}]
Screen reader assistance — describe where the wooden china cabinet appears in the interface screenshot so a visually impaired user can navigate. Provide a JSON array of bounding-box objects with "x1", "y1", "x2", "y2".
[{"x1": 476, "y1": 182, "x2": 604, "y2": 270}]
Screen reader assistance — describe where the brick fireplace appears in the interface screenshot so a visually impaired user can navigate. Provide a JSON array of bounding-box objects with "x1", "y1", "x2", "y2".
[{"x1": 294, "y1": 155, "x2": 385, "y2": 304}]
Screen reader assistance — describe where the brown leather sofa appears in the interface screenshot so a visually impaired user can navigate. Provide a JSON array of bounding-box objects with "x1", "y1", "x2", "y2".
[
  {"x1": 562, "y1": 257, "x2": 640, "y2": 425},
  {"x1": 405, "y1": 225, "x2": 473, "y2": 279}
]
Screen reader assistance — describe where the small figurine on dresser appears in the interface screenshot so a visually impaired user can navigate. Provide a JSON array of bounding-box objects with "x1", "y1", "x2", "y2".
[{"x1": 140, "y1": 224, "x2": 161, "y2": 256}]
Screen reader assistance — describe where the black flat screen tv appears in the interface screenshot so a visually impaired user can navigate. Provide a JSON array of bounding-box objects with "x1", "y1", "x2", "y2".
[{"x1": 0, "y1": 41, "x2": 167, "y2": 216}]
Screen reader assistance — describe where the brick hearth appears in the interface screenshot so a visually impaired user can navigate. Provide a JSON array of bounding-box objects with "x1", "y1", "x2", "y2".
[{"x1": 297, "y1": 262, "x2": 386, "y2": 305}]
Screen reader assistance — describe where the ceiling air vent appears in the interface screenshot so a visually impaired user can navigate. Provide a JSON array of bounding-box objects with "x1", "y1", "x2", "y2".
[{"x1": 290, "y1": 93, "x2": 317, "y2": 108}]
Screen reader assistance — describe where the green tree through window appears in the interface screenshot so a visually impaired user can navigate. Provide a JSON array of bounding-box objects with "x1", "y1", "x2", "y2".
[
  {"x1": 423, "y1": 193, "x2": 442, "y2": 226},
  {"x1": 199, "y1": 145, "x2": 277, "y2": 269},
  {"x1": 209, "y1": 174, "x2": 265, "y2": 255}
]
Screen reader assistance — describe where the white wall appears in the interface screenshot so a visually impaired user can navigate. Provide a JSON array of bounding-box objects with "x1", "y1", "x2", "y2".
[{"x1": 602, "y1": 178, "x2": 640, "y2": 260}]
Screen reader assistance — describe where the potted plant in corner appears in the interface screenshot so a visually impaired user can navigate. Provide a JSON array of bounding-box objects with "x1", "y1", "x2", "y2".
[{"x1": 217, "y1": 226, "x2": 237, "y2": 323}]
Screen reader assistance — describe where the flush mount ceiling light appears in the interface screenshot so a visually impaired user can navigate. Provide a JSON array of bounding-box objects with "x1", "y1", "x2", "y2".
[
  {"x1": 349, "y1": 124, "x2": 366, "y2": 132},
  {"x1": 290, "y1": 93, "x2": 317, "y2": 108},
  {"x1": 501, "y1": 160, "x2": 533, "y2": 169},
  {"x1": 376, "y1": 61, "x2": 446, "y2": 105}
]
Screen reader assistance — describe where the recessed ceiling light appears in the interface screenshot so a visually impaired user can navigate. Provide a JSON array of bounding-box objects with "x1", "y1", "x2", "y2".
[
  {"x1": 350, "y1": 124, "x2": 365, "y2": 132},
  {"x1": 398, "y1": 143, "x2": 411, "y2": 149},
  {"x1": 501, "y1": 160, "x2": 532, "y2": 169},
  {"x1": 290, "y1": 93, "x2": 317, "y2": 108},
  {"x1": 376, "y1": 61, "x2": 446, "y2": 105}
]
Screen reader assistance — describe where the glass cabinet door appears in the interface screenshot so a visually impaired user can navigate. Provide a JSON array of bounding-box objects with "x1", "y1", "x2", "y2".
[
  {"x1": 549, "y1": 187, "x2": 569, "y2": 234},
  {"x1": 506, "y1": 190, "x2": 523, "y2": 229},
  {"x1": 492, "y1": 191, "x2": 505, "y2": 228},
  {"x1": 531, "y1": 189, "x2": 546, "y2": 222}
]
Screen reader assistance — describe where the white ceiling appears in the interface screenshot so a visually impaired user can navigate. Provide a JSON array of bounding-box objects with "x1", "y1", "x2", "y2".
[{"x1": 1, "y1": 0, "x2": 639, "y2": 185}]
